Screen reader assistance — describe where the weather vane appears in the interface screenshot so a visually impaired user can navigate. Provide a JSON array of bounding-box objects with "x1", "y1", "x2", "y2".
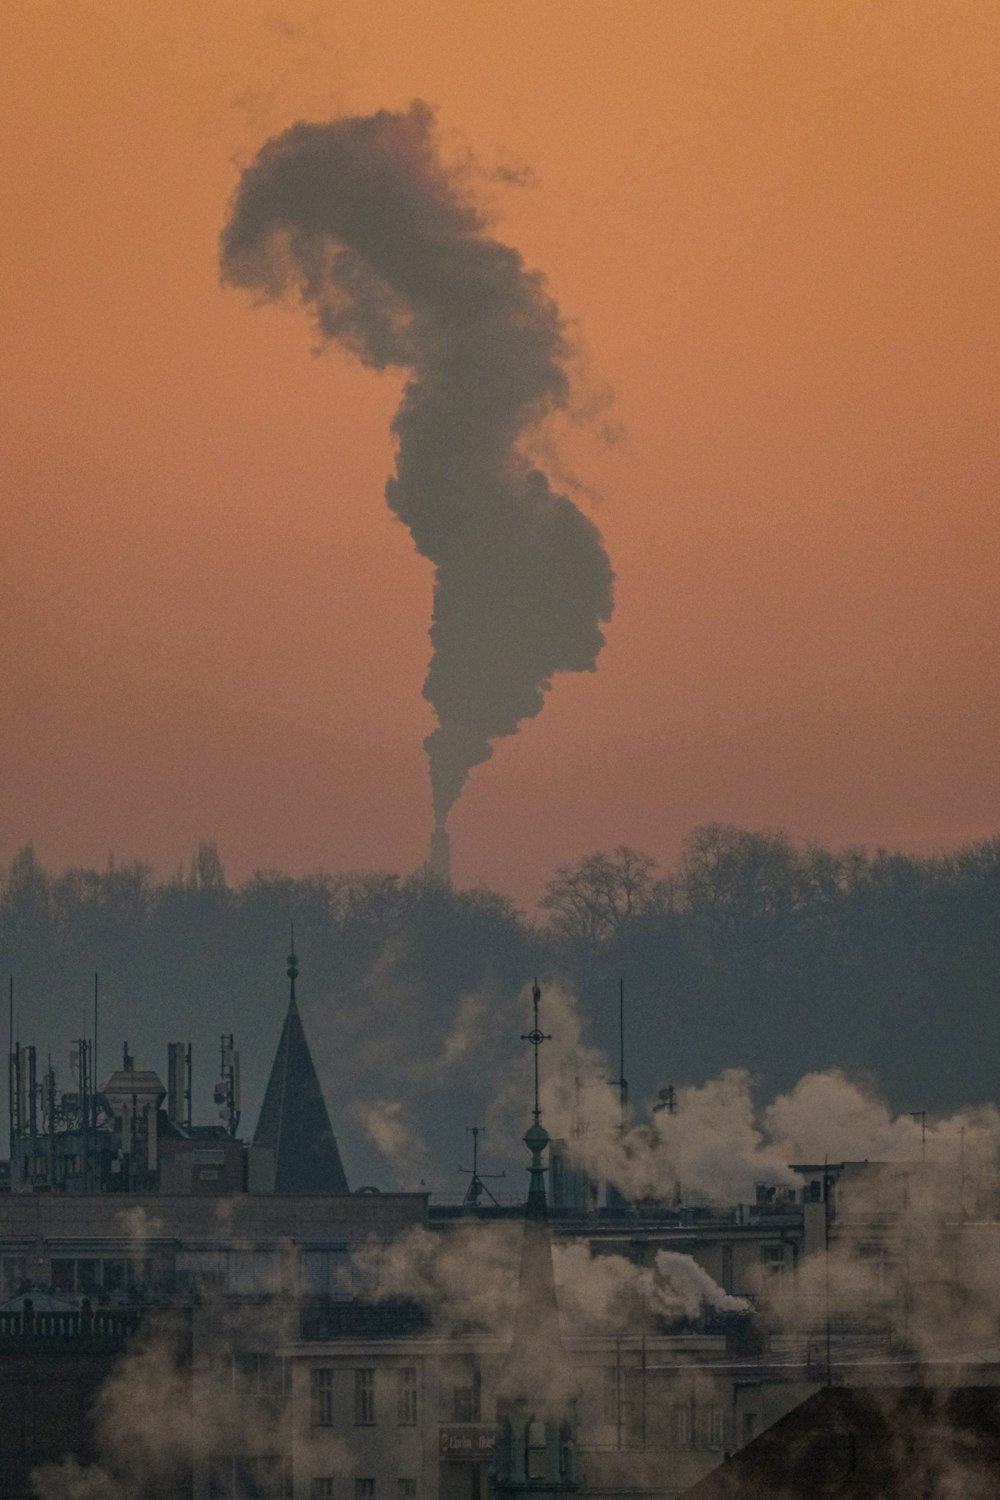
[{"x1": 521, "y1": 979, "x2": 551, "y2": 1125}]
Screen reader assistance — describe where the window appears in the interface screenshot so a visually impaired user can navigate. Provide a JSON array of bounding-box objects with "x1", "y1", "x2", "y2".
[
  {"x1": 671, "y1": 1405, "x2": 692, "y2": 1450},
  {"x1": 355, "y1": 1481, "x2": 374, "y2": 1500},
  {"x1": 311, "y1": 1482, "x2": 336, "y2": 1499},
  {"x1": 600, "y1": 1367, "x2": 619, "y2": 1425},
  {"x1": 398, "y1": 1483, "x2": 415, "y2": 1500},
  {"x1": 1, "y1": 1257, "x2": 26, "y2": 1296},
  {"x1": 760, "y1": 1245, "x2": 785, "y2": 1274},
  {"x1": 312, "y1": 1369, "x2": 334, "y2": 1427},
  {"x1": 707, "y1": 1407, "x2": 726, "y2": 1450},
  {"x1": 176, "y1": 1249, "x2": 227, "y2": 1289},
  {"x1": 859, "y1": 1243, "x2": 895, "y2": 1293},
  {"x1": 76, "y1": 1258, "x2": 100, "y2": 1292},
  {"x1": 300, "y1": 1247, "x2": 354, "y2": 1299},
  {"x1": 526, "y1": 1419, "x2": 547, "y2": 1481},
  {"x1": 228, "y1": 1249, "x2": 280, "y2": 1296},
  {"x1": 209, "y1": 1454, "x2": 289, "y2": 1499},
  {"x1": 741, "y1": 1412, "x2": 758, "y2": 1445},
  {"x1": 50, "y1": 1257, "x2": 150, "y2": 1295},
  {"x1": 231, "y1": 1353, "x2": 288, "y2": 1397},
  {"x1": 354, "y1": 1369, "x2": 375, "y2": 1426},
  {"x1": 397, "y1": 1368, "x2": 417, "y2": 1425},
  {"x1": 449, "y1": 1359, "x2": 480, "y2": 1422},
  {"x1": 51, "y1": 1259, "x2": 75, "y2": 1294}
]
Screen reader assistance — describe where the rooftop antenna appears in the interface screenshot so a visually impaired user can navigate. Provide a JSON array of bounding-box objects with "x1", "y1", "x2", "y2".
[
  {"x1": 288, "y1": 919, "x2": 298, "y2": 1004},
  {"x1": 93, "y1": 973, "x2": 99, "y2": 1130},
  {"x1": 460, "y1": 1125, "x2": 505, "y2": 1208},
  {"x1": 617, "y1": 976, "x2": 628, "y2": 1134},
  {"x1": 521, "y1": 979, "x2": 550, "y2": 1126},
  {"x1": 7, "y1": 976, "x2": 12, "y2": 1152},
  {"x1": 215, "y1": 1034, "x2": 241, "y2": 1135},
  {"x1": 910, "y1": 1111, "x2": 927, "y2": 1162}
]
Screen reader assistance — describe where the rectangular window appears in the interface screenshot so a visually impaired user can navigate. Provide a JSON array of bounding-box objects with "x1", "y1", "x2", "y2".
[
  {"x1": 397, "y1": 1368, "x2": 417, "y2": 1425},
  {"x1": 258, "y1": 1354, "x2": 285, "y2": 1396},
  {"x1": 742, "y1": 1412, "x2": 758, "y2": 1445},
  {"x1": 76, "y1": 1258, "x2": 100, "y2": 1292},
  {"x1": 51, "y1": 1259, "x2": 76, "y2": 1294},
  {"x1": 231, "y1": 1454, "x2": 286, "y2": 1498},
  {"x1": 233, "y1": 1352, "x2": 260, "y2": 1395},
  {"x1": 175, "y1": 1249, "x2": 227, "y2": 1290},
  {"x1": 209, "y1": 1456, "x2": 234, "y2": 1499},
  {"x1": 600, "y1": 1367, "x2": 619, "y2": 1425},
  {"x1": 355, "y1": 1481, "x2": 375, "y2": 1500},
  {"x1": 707, "y1": 1407, "x2": 726, "y2": 1450},
  {"x1": 104, "y1": 1259, "x2": 129, "y2": 1294},
  {"x1": 231, "y1": 1352, "x2": 287, "y2": 1397},
  {"x1": 354, "y1": 1369, "x2": 375, "y2": 1426},
  {"x1": 451, "y1": 1361, "x2": 480, "y2": 1422},
  {"x1": 312, "y1": 1369, "x2": 334, "y2": 1427},
  {"x1": 311, "y1": 1483, "x2": 335, "y2": 1500},
  {"x1": 671, "y1": 1405, "x2": 692, "y2": 1450},
  {"x1": 1, "y1": 1257, "x2": 26, "y2": 1296},
  {"x1": 398, "y1": 1482, "x2": 416, "y2": 1500},
  {"x1": 300, "y1": 1247, "x2": 354, "y2": 1298},
  {"x1": 228, "y1": 1249, "x2": 280, "y2": 1296}
]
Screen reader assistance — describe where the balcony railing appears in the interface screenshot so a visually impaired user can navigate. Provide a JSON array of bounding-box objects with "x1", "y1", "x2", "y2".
[{"x1": 0, "y1": 1306, "x2": 141, "y2": 1339}]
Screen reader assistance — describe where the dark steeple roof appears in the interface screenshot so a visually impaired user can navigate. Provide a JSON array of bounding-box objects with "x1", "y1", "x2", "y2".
[{"x1": 252, "y1": 946, "x2": 349, "y2": 1194}]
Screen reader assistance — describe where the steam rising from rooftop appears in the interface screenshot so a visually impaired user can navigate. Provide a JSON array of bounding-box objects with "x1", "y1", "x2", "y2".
[{"x1": 220, "y1": 101, "x2": 614, "y2": 847}]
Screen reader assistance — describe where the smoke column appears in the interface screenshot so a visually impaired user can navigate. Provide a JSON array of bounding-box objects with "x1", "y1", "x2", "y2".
[{"x1": 220, "y1": 102, "x2": 614, "y2": 859}]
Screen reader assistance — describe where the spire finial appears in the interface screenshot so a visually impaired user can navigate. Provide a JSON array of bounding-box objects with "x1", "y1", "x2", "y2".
[
  {"x1": 287, "y1": 920, "x2": 298, "y2": 994},
  {"x1": 521, "y1": 978, "x2": 550, "y2": 1126},
  {"x1": 520, "y1": 981, "x2": 552, "y2": 1217}
]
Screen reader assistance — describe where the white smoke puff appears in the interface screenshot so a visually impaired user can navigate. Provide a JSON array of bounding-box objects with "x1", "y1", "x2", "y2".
[
  {"x1": 553, "y1": 1058, "x2": 1000, "y2": 1208},
  {"x1": 551, "y1": 1241, "x2": 645, "y2": 1332},
  {"x1": 552, "y1": 1242, "x2": 747, "y2": 1331},
  {"x1": 353, "y1": 1098, "x2": 432, "y2": 1189},
  {"x1": 220, "y1": 101, "x2": 614, "y2": 833},
  {"x1": 762, "y1": 1069, "x2": 928, "y2": 1164},
  {"x1": 646, "y1": 1069, "x2": 794, "y2": 1203},
  {"x1": 549, "y1": 1064, "x2": 793, "y2": 1205},
  {"x1": 355, "y1": 1221, "x2": 521, "y2": 1333},
  {"x1": 763, "y1": 1072, "x2": 1000, "y2": 1191},
  {"x1": 652, "y1": 1251, "x2": 749, "y2": 1319}
]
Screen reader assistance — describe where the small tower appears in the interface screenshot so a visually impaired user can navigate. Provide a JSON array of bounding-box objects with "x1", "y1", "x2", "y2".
[
  {"x1": 428, "y1": 824, "x2": 452, "y2": 886},
  {"x1": 250, "y1": 936, "x2": 349, "y2": 1194},
  {"x1": 492, "y1": 982, "x2": 578, "y2": 1499}
]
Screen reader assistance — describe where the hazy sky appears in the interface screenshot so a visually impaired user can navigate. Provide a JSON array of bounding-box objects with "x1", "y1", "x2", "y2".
[{"x1": 3, "y1": 1, "x2": 998, "y2": 905}]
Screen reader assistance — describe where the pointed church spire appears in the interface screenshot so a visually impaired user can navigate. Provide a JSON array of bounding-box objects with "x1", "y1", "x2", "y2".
[{"x1": 252, "y1": 942, "x2": 349, "y2": 1194}]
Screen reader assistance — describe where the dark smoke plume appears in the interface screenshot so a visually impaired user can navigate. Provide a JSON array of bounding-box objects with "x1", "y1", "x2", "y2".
[{"x1": 220, "y1": 102, "x2": 614, "y2": 832}]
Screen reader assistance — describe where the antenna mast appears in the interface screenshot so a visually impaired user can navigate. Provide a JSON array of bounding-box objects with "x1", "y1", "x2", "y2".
[
  {"x1": 459, "y1": 1125, "x2": 505, "y2": 1208},
  {"x1": 618, "y1": 976, "x2": 628, "y2": 1134}
]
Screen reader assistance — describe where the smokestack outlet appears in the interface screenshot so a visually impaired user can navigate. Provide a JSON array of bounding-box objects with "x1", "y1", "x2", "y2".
[{"x1": 428, "y1": 826, "x2": 452, "y2": 886}]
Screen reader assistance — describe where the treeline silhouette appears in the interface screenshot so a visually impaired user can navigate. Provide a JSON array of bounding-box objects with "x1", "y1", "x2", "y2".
[{"x1": 2, "y1": 827, "x2": 998, "y2": 1181}]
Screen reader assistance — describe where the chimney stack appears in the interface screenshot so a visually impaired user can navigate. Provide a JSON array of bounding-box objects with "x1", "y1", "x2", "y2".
[{"x1": 428, "y1": 825, "x2": 451, "y2": 886}]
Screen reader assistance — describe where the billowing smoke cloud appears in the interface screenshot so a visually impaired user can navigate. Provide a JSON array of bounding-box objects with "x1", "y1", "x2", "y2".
[
  {"x1": 355, "y1": 1219, "x2": 743, "y2": 1339},
  {"x1": 220, "y1": 101, "x2": 614, "y2": 833}
]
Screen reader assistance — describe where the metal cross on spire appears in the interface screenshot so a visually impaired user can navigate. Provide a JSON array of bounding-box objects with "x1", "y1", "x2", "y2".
[
  {"x1": 521, "y1": 979, "x2": 551, "y2": 1125},
  {"x1": 287, "y1": 919, "x2": 298, "y2": 1000}
]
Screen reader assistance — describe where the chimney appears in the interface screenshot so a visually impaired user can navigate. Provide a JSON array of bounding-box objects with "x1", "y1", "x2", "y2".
[{"x1": 428, "y1": 825, "x2": 452, "y2": 886}]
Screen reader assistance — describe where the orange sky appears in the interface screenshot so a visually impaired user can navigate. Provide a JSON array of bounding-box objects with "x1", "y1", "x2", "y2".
[{"x1": 3, "y1": 1, "x2": 998, "y2": 905}]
